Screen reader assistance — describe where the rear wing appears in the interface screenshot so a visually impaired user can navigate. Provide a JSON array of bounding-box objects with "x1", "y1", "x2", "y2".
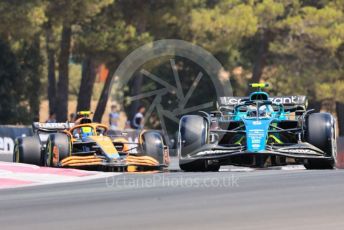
[
  {"x1": 32, "y1": 122, "x2": 74, "y2": 132},
  {"x1": 216, "y1": 97, "x2": 248, "y2": 112},
  {"x1": 270, "y1": 96, "x2": 307, "y2": 107},
  {"x1": 218, "y1": 97, "x2": 248, "y2": 107},
  {"x1": 217, "y1": 96, "x2": 308, "y2": 111},
  {"x1": 269, "y1": 96, "x2": 308, "y2": 112}
]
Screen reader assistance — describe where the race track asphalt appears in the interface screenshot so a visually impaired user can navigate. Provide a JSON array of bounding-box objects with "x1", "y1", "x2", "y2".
[{"x1": 0, "y1": 169, "x2": 344, "y2": 230}]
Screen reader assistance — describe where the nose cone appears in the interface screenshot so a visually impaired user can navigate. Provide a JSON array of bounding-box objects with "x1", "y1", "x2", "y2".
[
  {"x1": 88, "y1": 136, "x2": 120, "y2": 160},
  {"x1": 243, "y1": 119, "x2": 272, "y2": 152}
]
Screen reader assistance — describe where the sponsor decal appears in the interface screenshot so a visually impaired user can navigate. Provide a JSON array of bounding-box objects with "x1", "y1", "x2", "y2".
[
  {"x1": 0, "y1": 137, "x2": 14, "y2": 155},
  {"x1": 244, "y1": 119, "x2": 272, "y2": 152},
  {"x1": 281, "y1": 149, "x2": 317, "y2": 154},
  {"x1": 0, "y1": 126, "x2": 32, "y2": 157},
  {"x1": 247, "y1": 129, "x2": 265, "y2": 151},
  {"x1": 251, "y1": 139, "x2": 261, "y2": 144},
  {"x1": 219, "y1": 96, "x2": 306, "y2": 105},
  {"x1": 219, "y1": 97, "x2": 245, "y2": 105},
  {"x1": 196, "y1": 150, "x2": 233, "y2": 156},
  {"x1": 127, "y1": 136, "x2": 139, "y2": 154},
  {"x1": 269, "y1": 96, "x2": 306, "y2": 105},
  {"x1": 34, "y1": 122, "x2": 72, "y2": 130},
  {"x1": 228, "y1": 98, "x2": 242, "y2": 105}
]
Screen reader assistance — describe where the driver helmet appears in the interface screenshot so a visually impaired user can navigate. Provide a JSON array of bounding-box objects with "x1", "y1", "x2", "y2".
[
  {"x1": 80, "y1": 126, "x2": 93, "y2": 140},
  {"x1": 247, "y1": 105, "x2": 257, "y2": 117},
  {"x1": 258, "y1": 105, "x2": 267, "y2": 117},
  {"x1": 259, "y1": 105, "x2": 273, "y2": 117},
  {"x1": 247, "y1": 105, "x2": 270, "y2": 117}
]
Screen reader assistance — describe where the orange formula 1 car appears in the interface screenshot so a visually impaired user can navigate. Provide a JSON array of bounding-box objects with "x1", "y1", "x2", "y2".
[{"x1": 14, "y1": 112, "x2": 169, "y2": 172}]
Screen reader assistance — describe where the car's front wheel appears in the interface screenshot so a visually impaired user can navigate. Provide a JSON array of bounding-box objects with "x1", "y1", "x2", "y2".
[
  {"x1": 304, "y1": 113, "x2": 336, "y2": 169},
  {"x1": 45, "y1": 133, "x2": 70, "y2": 167},
  {"x1": 178, "y1": 115, "x2": 220, "y2": 172},
  {"x1": 141, "y1": 131, "x2": 165, "y2": 165}
]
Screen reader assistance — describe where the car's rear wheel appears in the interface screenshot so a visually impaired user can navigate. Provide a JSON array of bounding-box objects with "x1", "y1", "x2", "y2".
[
  {"x1": 178, "y1": 115, "x2": 220, "y2": 172},
  {"x1": 141, "y1": 131, "x2": 165, "y2": 164},
  {"x1": 304, "y1": 113, "x2": 336, "y2": 169},
  {"x1": 45, "y1": 133, "x2": 70, "y2": 167},
  {"x1": 13, "y1": 136, "x2": 42, "y2": 165}
]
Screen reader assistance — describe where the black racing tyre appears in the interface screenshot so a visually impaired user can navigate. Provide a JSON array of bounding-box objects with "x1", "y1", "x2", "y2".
[
  {"x1": 304, "y1": 159, "x2": 335, "y2": 170},
  {"x1": 13, "y1": 136, "x2": 42, "y2": 165},
  {"x1": 141, "y1": 131, "x2": 165, "y2": 164},
  {"x1": 179, "y1": 160, "x2": 220, "y2": 172},
  {"x1": 304, "y1": 113, "x2": 336, "y2": 169},
  {"x1": 178, "y1": 115, "x2": 220, "y2": 172},
  {"x1": 45, "y1": 133, "x2": 70, "y2": 167}
]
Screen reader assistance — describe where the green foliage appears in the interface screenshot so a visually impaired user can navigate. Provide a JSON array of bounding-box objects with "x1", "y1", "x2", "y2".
[
  {"x1": 0, "y1": 0, "x2": 46, "y2": 40},
  {"x1": 0, "y1": 39, "x2": 32, "y2": 124},
  {"x1": 0, "y1": 0, "x2": 344, "y2": 125},
  {"x1": 266, "y1": 3, "x2": 344, "y2": 102},
  {"x1": 189, "y1": 2, "x2": 258, "y2": 52},
  {"x1": 255, "y1": 0, "x2": 285, "y2": 28},
  {"x1": 45, "y1": 0, "x2": 114, "y2": 25},
  {"x1": 74, "y1": 9, "x2": 152, "y2": 64},
  {"x1": 18, "y1": 37, "x2": 43, "y2": 119},
  {"x1": 0, "y1": 0, "x2": 46, "y2": 124}
]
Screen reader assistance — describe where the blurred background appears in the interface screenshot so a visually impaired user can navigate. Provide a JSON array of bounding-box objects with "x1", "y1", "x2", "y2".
[{"x1": 0, "y1": 0, "x2": 343, "y2": 134}]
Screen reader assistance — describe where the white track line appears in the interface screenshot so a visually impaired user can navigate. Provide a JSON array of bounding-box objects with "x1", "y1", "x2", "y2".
[{"x1": 0, "y1": 161, "x2": 122, "y2": 189}]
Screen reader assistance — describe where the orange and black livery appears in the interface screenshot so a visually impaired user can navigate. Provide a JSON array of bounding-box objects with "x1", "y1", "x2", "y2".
[{"x1": 14, "y1": 111, "x2": 169, "y2": 172}]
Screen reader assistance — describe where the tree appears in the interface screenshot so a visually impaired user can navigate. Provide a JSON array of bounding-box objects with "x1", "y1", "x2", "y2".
[
  {"x1": 73, "y1": 2, "x2": 152, "y2": 121},
  {"x1": 44, "y1": 19, "x2": 57, "y2": 114},
  {"x1": 19, "y1": 35, "x2": 43, "y2": 121},
  {"x1": 265, "y1": 2, "x2": 344, "y2": 132},
  {"x1": 56, "y1": 23, "x2": 72, "y2": 121},
  {"x1": 76, "y1": 56, "x2": 97, "y2": 111},
  {"x1": 94, "y1": 66, "x2": 115, "y2": 122},
  {"x1": 184, "y1": 0, "x2": 259, "y2": 94},
  {"x1": 0, "y1": 0, "x2": 46, "y2": 40},
  {"x1": 45, "y1": 0, "x2": 114, "y2": 121},
  {"x1": 249, "y1": 0, "x2": 285, "y2": 85},
  {"x1": 0, "y1": 39, "x2": 30, "y2": 124},
  {"x1": 0, "y1": 39, "x2": 20, "y2": 123},
  {"x1": 0, "y1": 0, "x2": 46, "y2": 124}
]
